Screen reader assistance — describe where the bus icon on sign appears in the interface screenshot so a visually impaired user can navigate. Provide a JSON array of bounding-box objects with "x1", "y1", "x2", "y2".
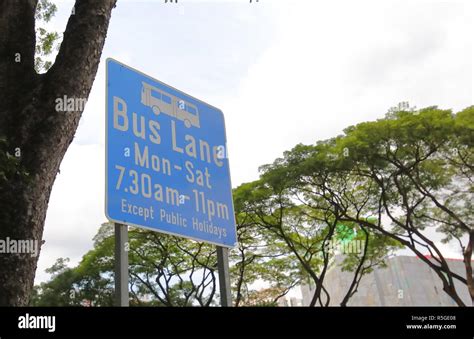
[{"x1": 141, "y1": 81, "x2": 200, "y2": 128}]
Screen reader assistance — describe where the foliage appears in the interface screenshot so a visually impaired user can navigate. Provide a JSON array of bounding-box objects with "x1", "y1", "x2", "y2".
[
  {"x1": 34, "y1": 0, "x2": 60, "y2": 73},
  {"x1": 32, "y1": 105, "x2": 473, "y2": 307},
  {"x1": 32, "y1": 223, "x2": 218, "y2": 306},
  {"x1": 264, "y1": 106, "x2": 473, "y2": 305}
]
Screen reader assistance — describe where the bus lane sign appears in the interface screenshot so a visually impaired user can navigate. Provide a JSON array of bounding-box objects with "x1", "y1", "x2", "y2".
[{"x1": 105, "y1": 58, "x2": 237, "y2": 247}]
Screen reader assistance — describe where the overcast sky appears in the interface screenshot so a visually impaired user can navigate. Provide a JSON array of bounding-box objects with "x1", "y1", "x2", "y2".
[{"x1": 35, "y1": 0, "x2": 473, "y2": 283}]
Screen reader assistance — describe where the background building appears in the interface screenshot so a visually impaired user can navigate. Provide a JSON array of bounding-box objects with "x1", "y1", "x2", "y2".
[{"x1": 301, "y1": 255, "x2": 472, "y2": 306}]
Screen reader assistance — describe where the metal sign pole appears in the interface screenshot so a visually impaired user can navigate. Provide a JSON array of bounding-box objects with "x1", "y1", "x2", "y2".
[
  {"x1": 114, "y1": 223, "x2": 129, "y2": 306},
  {"x1": 216, "y1": 246, "x2": 232, "y2": 307}
]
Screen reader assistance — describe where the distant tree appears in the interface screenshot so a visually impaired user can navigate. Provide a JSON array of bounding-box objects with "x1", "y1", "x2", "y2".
[
  {"x1": 31, "y1": 223, "x2": 219, "y2": 307},
  {"x1": 34, "y1": 0, "x2": 60, "y2": 73},
  {"x1": 240, "y1": 287, "x2": 285, "y2": 307},
  {"x1": 274, "y1": 106, "x2": 473, "y2": 306},
  {"x1": 127, "y1": 226, "x2": 218, "y2": 307},
  {"x1": 230, "y1": 194, "x2": 301, "y2": 306},
  {"x1": 29, "y1": 258, "x2": 87, "y2": 306},
  {"x1": 233, "y1": 171, "x2": 400, "y2": 306},
  {"x1": 337, "y1": 107, "x2": 473, "y2": 305}
]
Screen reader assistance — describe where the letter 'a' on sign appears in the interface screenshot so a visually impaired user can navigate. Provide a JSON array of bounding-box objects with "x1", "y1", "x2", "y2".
[{"x1": 105, "y1": 58, "x2": 237, "y2": 247}]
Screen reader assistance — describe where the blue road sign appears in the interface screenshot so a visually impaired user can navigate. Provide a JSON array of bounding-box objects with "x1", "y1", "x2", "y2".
[{"x1": 105, "y1": 59, "x2": 236, "y2": 247}]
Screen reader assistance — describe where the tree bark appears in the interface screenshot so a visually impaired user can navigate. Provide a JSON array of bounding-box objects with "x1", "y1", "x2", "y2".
[
  {"x1": 463, "y1": 231, "x2": 474, "y2": 306},
  {"x1": 340, "y1": 226, "x2": 369, "y2": 307},
  {"x1": 0, "y1": 0, "x2": 117, "y2": 306}
]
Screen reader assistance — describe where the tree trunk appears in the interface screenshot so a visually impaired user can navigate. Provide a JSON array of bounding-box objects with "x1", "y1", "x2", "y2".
[
  {"x1": 463, "y1": 231, "x2": 474, "y2": 306},
  {"x1": 0, "y1": 0, "x2": 117, "y2": 306}
]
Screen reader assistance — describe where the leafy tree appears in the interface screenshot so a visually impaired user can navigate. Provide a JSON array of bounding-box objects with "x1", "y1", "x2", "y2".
[
  {"x1": 0, "y1": 0, "x2": 117, "y2": 305},
  {"x1": 233, "y1": 170, "x2": 400, "y2": 306},
  {"x1": 231, "y1": 192, "x2": 301, "y2": 306},
  {"x1": 240, "y1": 287, "x2": 285, "y2": 307},
  {"x1": 32, "y1": 223, "x2": 219, "y2": 307},
  {"x1": 29, "y1": 258, "x2": 81, "y2": 306},
  {"x1": 127, "y1": 227, "x2": 218, "y2": 307},
  {"x1": 337, "y1": 107, "x2": 473, "y2": 305},
  {"x1": 275, "y1": 106, "x2": 473, "y2": 306}
]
